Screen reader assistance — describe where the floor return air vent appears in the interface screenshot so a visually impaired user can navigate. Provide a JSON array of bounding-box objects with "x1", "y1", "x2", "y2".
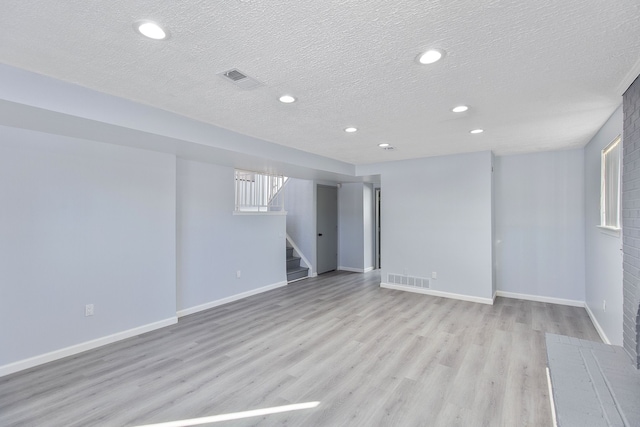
[{"x1": 387, "y1": 274, "x2": 430, "y2": 288}]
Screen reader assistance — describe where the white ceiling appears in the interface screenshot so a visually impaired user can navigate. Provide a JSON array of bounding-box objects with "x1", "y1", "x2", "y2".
[{"x1": 1, "y1": 0, "x2": 639, "y2": 165}]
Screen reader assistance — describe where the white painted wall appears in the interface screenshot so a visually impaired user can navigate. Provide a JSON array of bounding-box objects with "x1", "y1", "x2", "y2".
[
  {"x1": 584, "y1": 105, "x2": 624, "y2": 345},
  {"x1": 338, "y1": 183, "x2": 365, "y2": 271},
  {"x1": 494, "y1": 149, "x2": 586, "y2": 302},
  {"x1": 0, "y1": 126, "x2": 176, "y2": 367},
  {"x1": 176, "y1": 159, "x2": 286, "y2": 312},
  {"x1": 284, "y1": 178, "x2": 316, "y2": 272},
  {"x1": 377, "y1": 151, "x2": 494, "y2": 300}
]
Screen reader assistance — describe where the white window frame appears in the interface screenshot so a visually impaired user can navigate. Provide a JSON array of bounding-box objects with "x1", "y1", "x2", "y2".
[{"x1": 599, "y1": 135, "x2": 622, "y2": 231}]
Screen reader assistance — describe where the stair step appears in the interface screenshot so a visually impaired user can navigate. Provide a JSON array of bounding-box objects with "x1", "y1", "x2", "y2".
[
  {"x1": 287, "y1": 266, "x2": 309, "y2": 282},
  {"x1": 286, "y1": 256, "x2": 302, "y2": 270}
]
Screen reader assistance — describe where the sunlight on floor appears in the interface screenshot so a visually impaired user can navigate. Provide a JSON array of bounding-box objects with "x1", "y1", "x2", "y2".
[{"x1": 133, "y1": 401, "x2": 321, "y2": 427}]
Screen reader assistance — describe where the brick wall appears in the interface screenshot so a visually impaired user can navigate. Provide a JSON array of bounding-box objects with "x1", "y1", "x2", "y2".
[{"x1": 622, "y1": 75, "x2": 640, "y2": 368}]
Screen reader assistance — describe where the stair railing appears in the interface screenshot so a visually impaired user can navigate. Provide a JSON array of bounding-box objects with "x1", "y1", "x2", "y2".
[{"x1": 234, "y1": 170, "x2": 287, "y2": 212}]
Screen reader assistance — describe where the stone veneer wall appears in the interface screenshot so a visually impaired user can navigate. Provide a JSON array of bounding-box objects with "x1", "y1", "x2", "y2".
[{"x1": 622, "y1": 74, "x2": 640, "y2": 368}]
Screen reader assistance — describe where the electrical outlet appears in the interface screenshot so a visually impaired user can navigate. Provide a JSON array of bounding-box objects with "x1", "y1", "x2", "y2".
[
  {"x1": 236, "y1": 270, "x2": 241, "y2": 279},
  {"x1": 85, "y1": 304, "x2": 94, "y2": 317},
  {"x1": 431, "y1": 272, "x2": 437, "y2": 279},
  {"x1": 603, "y1": 300, "x2": 606, "y2": 312}
]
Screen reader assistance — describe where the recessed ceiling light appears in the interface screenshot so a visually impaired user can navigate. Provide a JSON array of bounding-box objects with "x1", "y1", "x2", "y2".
[
  {"x1": 135, "y1": 21, "x2": 167, "y2": 40},
  {"x1": 470, "y1": 129, "x2": 484, "y2": 134},
  {"x1": 452, "y1": 105, "x2": 469, "y2": 113},
  {"x1": 279, "y1": 95, "x2": 296, "y2": 104},
  {"x1": 378, "y1": 143, "x2": 390, "y2": 148},
  {"x1": 417, "y1": 49, "x2": 445, "y2": 65},
  {"x1": 344, "y1": 127, "x2": 358, "y2": 133}
]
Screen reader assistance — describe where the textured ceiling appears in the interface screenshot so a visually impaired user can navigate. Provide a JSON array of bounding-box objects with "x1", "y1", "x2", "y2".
[{"x1": 1, "y1": 0, "x2": 640, "y2": 165}]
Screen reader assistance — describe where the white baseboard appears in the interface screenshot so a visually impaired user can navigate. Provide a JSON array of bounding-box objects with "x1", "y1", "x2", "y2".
[
  {"x1": 380, "y1": 283, "x2": 494, "y2": 305},
  {"x1": 338, "y1": 266, "x2": 362, "y2": 273},
  {"x1": 0, "y1": 317, "x2": 177, "y2": 378},
  {"x1": 338, "y1": 266, "x2": 373, "y2": 273},
  {"x1": 496, "y1": 291, "x2": 584, "y2": 308},
  {"x1": 584, "y1": 303, "x2": 612, "y2": 345},
  {"x1": 177, "y1": 280, "x2": 288, "y2": 318}
]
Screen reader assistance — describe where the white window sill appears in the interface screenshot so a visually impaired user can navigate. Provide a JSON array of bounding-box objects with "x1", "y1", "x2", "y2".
[
  {"x1": 597, "y1": 225, "x2": 621, "y2": 237},
  {"x1": 233, "y1": 211, "x2": 287, "y2": 216}
]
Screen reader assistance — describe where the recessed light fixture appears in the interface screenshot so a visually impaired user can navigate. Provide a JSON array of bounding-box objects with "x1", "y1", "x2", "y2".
[
  {"x1": 452, "y1": 105, "x2": 469, "y2": 113},
  {"x1": 470, "y1": 129, "x2": 484, "y2": 134},
  {"x1": 344, "y1": 127, "x2": 358, "y2": 133},
  {"x1": 279, "y1": 95, "x2": 296, "y2": 104},
  {"x1": 135, "y1": 20, "x2": 168, "y2": 40},
  {"x1": 378, "y1": 143, "x2": 390, "y2": 148},
  {"x1": 417, "y1": 49, "x2": 445, "y2": 65}
]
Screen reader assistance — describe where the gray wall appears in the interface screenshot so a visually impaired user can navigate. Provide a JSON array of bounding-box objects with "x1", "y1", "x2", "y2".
[
  {"x1": 283, "y1": 178, "x2": 316, "y2": 272},
  {"x1": 495, "y1": 149, "x2": 586, "y2": 301},
  {"x1": 585, "y1": 105, "x2": 624, "y2": 345},
  {"x1": 377, "y1": 151, "x2": 494, "y2": 300},
  {"x1": 177, "y1": 159, "x2": 286, "y2": 311},
  {"x1": 0, "y1": 126, "x2": 177, "y2": 366}
]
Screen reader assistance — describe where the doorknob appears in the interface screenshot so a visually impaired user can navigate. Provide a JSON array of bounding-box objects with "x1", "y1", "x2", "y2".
[{"x1": 318, "y1": 233, "x2": 323, "y2": 236}]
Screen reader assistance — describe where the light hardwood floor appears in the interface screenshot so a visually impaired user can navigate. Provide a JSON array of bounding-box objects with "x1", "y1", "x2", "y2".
[{"x1": 0, "y1": 271, "x2": 600, "y2": 426}]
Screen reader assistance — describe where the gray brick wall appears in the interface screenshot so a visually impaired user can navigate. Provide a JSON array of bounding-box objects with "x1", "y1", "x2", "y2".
[{"x1": 623, "y1": 75, "x2": 640, "y2": 369}]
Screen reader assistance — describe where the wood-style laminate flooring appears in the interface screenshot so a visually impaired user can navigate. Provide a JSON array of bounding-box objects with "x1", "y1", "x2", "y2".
[{"x1": 0, "y1": 271, "x2": 601, "y2": 426}]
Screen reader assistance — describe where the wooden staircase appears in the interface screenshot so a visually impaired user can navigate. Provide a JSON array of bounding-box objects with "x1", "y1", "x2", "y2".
[{"x1": 286, "y1": 246, "x2": 309, "y2": 282}]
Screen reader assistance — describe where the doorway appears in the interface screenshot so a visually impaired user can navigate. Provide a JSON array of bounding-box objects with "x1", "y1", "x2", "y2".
[
  {"x1": 375, "y1": 188, "x2": 381, "y2": 269},
  {"x1": 316, "y1": 185, "x2": 338, "y2": 274}
]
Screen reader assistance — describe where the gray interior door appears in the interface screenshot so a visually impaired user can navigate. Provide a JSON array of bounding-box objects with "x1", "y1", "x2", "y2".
[{"x1": 317, "y1": 185, "x2": 338, "y2": 274}]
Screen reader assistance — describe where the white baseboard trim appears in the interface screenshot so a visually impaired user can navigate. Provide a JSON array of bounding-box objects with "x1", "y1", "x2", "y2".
[
  {"x1": 0, "y1": 317, "x2": 177, "y2": 378},
  {"x1": 584, "y1": 303, "x2": 612, "y2": 345},
  {"x1": 338, "y1": 266, "x2": 363, "y2": 273},
  {"x1": 177, "y1": 280, "x2": 288, "y2": 318},
  {"x1": 496, "y1": 291, "x2": 584, "y2": 308},
  {"x1": 380, "y1": 283, "x2": 494, "y2": 305},
  {"x1": 338, "y1": 266, "x2": 373, "y2": 273}
]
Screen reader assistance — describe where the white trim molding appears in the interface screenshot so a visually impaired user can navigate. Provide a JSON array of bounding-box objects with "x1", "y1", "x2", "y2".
[
  {"x1": 177, "y1": 280, "x2": 288, "y2": 318},
  {"x1": 495, "y1": 291, "x2": 584, "y2": 307},
  {"x1": 380, "y1": 283, "x2": 494, "y2": 305},
  {"x1": 0, "y1": 317, "x2": 177, "y2": 378},
  {"x1": 584, "y1": 304, "x2": 612, "y2": 345},
  {"x1": 617, "y1": 56, "x2": 640, "y2": 96},
  {"x1": 286, "y1": 233, "x2": 312, "y2": 273},
  {"x1": 338, "y1": 266, "x2": 374, "y2": 273}
]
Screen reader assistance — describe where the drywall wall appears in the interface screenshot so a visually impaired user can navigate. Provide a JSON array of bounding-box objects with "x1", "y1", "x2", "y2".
[
  {"x1": 585, "y1": 105, "x2": 624, "y2": 345},
  {"x1": 338, "y1": 183, "x2": 365, "y2": 271},
  {"x1": 0, "y1": 63, "x2": 356, "y2": 181},
  {"x1": 284, "y1": 178, "x2": 316, "y2": 272},
  {"x1": 494, "y1": 149, "x2": 586, "y2": 302},
  {"x1": 0, "y1": 125, "x2": 176, "y2": 367},
  {"x1": 376, "y1": 151, "x2": 494, "y2": 300},
  {"x1": 176, "y1": 159, "x2": 286, "y2": 312}
]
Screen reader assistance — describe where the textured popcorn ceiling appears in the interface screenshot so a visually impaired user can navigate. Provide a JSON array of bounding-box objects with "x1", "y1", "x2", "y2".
[{"x1": 1, "y1": 0, "x2": 639, "y2": 165}]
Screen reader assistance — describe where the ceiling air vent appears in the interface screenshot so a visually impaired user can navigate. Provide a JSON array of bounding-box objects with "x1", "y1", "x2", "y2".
[{"x1": 218, "y1": 68, "x2": 263, "y2": 90}]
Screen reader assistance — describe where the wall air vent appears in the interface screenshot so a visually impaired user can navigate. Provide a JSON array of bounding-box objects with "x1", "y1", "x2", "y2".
[
  {"x1": 218, "y1": 68, "x2": 263, "y2": 89},
  {"x1": 387, "y1": 274, "x2": 430, "y2": 288}
]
